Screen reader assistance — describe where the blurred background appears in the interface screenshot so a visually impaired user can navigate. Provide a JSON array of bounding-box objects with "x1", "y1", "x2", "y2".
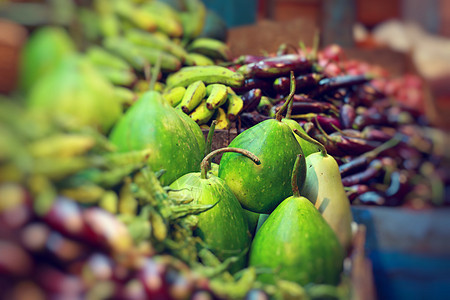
[{"x1": 1, "y1": 0, "x2": 449, "y2": 128}]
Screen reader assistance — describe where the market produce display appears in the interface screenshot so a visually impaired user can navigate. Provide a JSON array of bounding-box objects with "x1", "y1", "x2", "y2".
[
  {"x1": 249, "y1": 155, "x2": 345, "y2": 286},
  {"x1": 108, "y1": 91, "x2": 206, "y2": 186},
  {"x1": 293, "y1": 129, "x2": 353, "y2": 250},
  {"x1": 218, "y1": 89, "x2": 306, "y2": 214},
  {"x1": 1, "y1": 0, "x2": 449, "y2": 299},
  {"x1": 170, "y1": 147, "x2": 260, "y2": 274},
  {"x1": 0, "y1": 97, "x2": 352, "y2": 299},
  {"x1": 225, "y1": 44, "x2": 450, "y2": 208}
]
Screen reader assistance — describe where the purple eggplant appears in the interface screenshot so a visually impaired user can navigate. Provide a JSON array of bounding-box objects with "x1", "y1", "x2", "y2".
[
  {"x1": 353, "y1": 111, "x2": 389, "y2": 130},
  {"x1": 346, "y1": 184, "x2": 371, "y2": 202},
  {"x1": 138, "y1": 258, "x2": 171, "y2": 299},
  {"x1": 313, "y1": 134, "x2": 347, "y2": 157},
  {"x1": 275, "y1": 101, "x2": 339, "y2": 116},
  {"x1": 339, "y1": 136, "x2": 401, "y2": 177},
  {"x1": 36, "y1": 266, "x2": 85, "y2": 296},
  {"x1": 339, "y1": 155, "x2": 370, "y2": 177},
  {"x1": 356, "y1": 84, "x2": 385, "y2": 107},
  {"x1": 312, "y1": 74, "x2": 372, "y2": 97},
  {"x1": 241, "y1": 88, "x2": 262, "y2": 112},
  {"x1": 273, "y1": 73, "x2": 322, "y2": 94},
  {"x1": 385, "y1": 170, "x2": 411, "y2": 201},
  {"x1": 341, "y1": 159, "x2": 384, "y2": 187},
  {"x1": 361, "y1": 126, "x2": 396, "y2": 142},
  {"x1": 343, "y1": 90, "x2": 360, "y2": 107},
  {"x1": 0, "y1": 240, "x2": 34, "y2": 276},
  {"x1": 232, "y1": 77, "x2": 274, "y2": 95},
  {"x1": 356, "y1": 191, "x2": 385, "y2": 205},
  {"x1": 237, "y1": 54, "x2": 314, "y2": 79},
  {"x1": 316, "y1": 115, "x2": 342, "y2": 133},
  {"x1": 233, "y1": 55, "x2": 267, "y2": 65},
  {"x1": 239, "y1": 111, "x2": 271, "y2": 128},
  {"x1": 334, "y1": 136, "x2": 382, "y2": 156},
  {"x1": 339, "y1": 103, "x2": 356, "y2": 129}
]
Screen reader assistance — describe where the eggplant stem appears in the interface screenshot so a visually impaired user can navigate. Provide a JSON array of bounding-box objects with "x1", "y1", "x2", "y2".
[
  {"x1": 276, "y1": 71, "x2": 296, "y2": 121},
  {"x1": 290, "y1": 113, "x2": 321, "y2": 120},
  {"x1": 293, "y1": 128, "x2": 327, "y2": 157},
  {"x1": 311, "y1": 28, "x2": 320, "y2": 61},
  {"x1": 298, "y1": 41, "x2": 307, "y2": 56},
  {"x1": 286, "y1": 43, "x2": 301, "y2": 55},
  {"x1": 205, "y1": 120, "x2": 217, "y2": 158},
  {"x1": 277, "y1": 43, "x2": 287, "y2": 56},
  {"x1": 286, "y1": 89, "x2": 295, "y2": 119},
  {"x1": 291, "y1": 154, "x2": 303, "y2": 197},
  {"x1": 330, "y1": 122, "x2": 344, "y2": 134},
  {"x1": 363, "y1": 134, "x2": 402, "y2": 159},
  {"x1": 200, "y1": 147, "x2": 260, "y2": 179},
  {"x1": 314, "y1": 115, "x2": 333, "y2": 141}
]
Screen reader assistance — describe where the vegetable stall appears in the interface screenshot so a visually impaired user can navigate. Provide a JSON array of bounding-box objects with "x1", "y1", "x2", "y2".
[{"x1": 0, "y1": 0, "x2": 449, "y2": 299}]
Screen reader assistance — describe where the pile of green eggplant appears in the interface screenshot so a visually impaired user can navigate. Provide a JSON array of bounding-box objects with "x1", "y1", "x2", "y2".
[{"x1": 0, "y1": 72, "x2": 354, "y2": 298}]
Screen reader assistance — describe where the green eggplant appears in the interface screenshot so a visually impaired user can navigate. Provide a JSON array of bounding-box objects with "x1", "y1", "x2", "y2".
[
  {"x1": 281, "y1": 93, "x2": 320, "y2": 157},
  {"x1": 294, "y1": 129, "x2": 354, "y2": 250},
  {"x1": 243, "y1": 209, "x2": 260, "y2": 237},
  {"x1": 109, "y1": 91, "x2": 205, "y2": 186},
  {"x1": 218, "y1": 72, "x2": 306, "y2": 213},
  {"x1": 207, "y1": 162, "x2": 219, "y2": 177},
  {"x1": 175, "y1": 104, "x2": 207, "y2": 157},
  {"x1": 255, "y1": 213, "x2": 269, "y2": 234},
  {"x1": 170, "y1": 147, "x2": 261, "y2": 273},
  {"x1": 282, "y1": 119, "x2": 319, "y2": 157},
  {"x1": 27, "y1": 55, "x2": 122, "y2": 134},
  {"x1": 19, "y1": 26, "x2": 76, "y2": 92},
  {"x1": 249, "y1": 155, "x2": 344, "y2": 285}
]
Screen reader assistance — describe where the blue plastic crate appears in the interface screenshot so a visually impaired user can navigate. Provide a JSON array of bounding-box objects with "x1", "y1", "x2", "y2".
[
  {"x1": 202, "y1": 0, "x2": 258, "y2": 28},
  {"x1": 352, "y1": 206, "x2": 450, "y2": 300}
]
